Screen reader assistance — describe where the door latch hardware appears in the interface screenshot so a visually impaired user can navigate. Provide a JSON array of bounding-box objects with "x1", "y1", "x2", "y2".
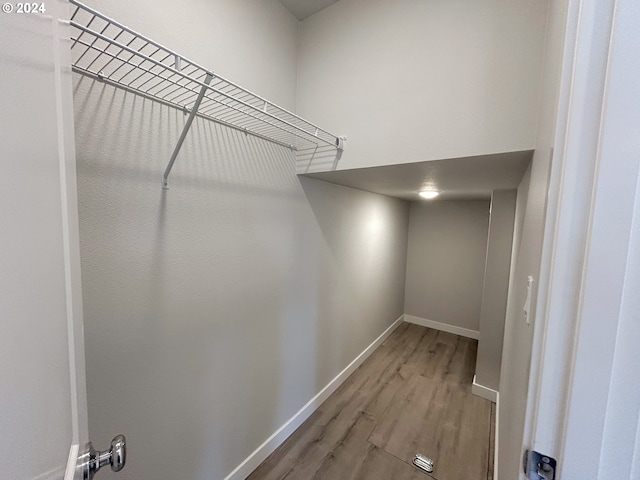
[
  {"x1": 82, "y1": 434, "x2": 126, "y2": 479},
  {"x1": 413, "y1": 453, "x2": 435, "y2": 474},
  {"x1": 523, "y1": 449, "x2": 556, "y2": 480}
]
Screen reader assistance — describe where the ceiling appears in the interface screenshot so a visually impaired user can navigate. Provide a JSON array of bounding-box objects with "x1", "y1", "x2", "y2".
[
  {"x1": 279, "y1": 0, "x2": 341, "y2": 20},
  {"x1": 302, "y1": 151, "x2": 533, "y2": 201}
]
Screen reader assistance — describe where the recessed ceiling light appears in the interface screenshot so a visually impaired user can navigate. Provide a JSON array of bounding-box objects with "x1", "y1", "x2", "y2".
[{"x1": 419, "y1": 190, "x2": 440, "y2": 199}]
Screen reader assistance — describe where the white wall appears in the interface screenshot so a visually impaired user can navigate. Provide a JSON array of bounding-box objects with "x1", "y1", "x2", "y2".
[
  {"x1": 497, "y1": 0, "x2": 568, "y2": 476},
  {"x1": 296, "y1": 0, "x2": 549, "y2": 172},
  {"x1": 498, "y1": 123, "x2": 548, "y2": 478},
  {"x1": 404, "y1": 200, "x2": 489, "y2": 333},
  {"x1": 73, "y1": 1, "x2": 410, "y2": 479},
  {"x1": 475, "y1": 190, "x2": 516, "y2": 393}
]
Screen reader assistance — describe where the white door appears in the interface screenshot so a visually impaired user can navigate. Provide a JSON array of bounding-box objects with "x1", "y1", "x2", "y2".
[{"x1": 0, "y1": 1, "x2": 90, "y2": 478}]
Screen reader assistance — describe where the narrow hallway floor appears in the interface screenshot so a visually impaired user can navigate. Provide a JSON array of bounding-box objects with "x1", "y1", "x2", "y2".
[{"x1": 247, "y1": 322, "x2": 495, "y2": 480}]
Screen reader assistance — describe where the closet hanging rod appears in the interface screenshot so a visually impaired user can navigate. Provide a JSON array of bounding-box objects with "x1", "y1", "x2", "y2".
[{"x1": 68, "y1": 0, "x2": 344, "y2": 187}]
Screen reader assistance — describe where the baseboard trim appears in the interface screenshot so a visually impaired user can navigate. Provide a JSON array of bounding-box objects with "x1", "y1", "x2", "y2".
[
  {"x1": 494, "y1": 392, "x2": 500, "y2": 480},
  {"x1": 472, "y1": 375, "x2": 498, "y2": 403},
  {"x1": 404, "y1": 314, "x2": 480, "y2": 340},
  {"x1": 222, "y1": 315, "x2": 405, "y2": 480}
]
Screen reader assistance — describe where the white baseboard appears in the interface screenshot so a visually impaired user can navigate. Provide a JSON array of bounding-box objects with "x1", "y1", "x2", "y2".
[
  {"x1": 404, "y1": 314, "x2": 480, "y2": 340},
  {"x1": 494, "y1": 392, "x2": 499, "y2": 480},
  {"x1": 472, "y1": 375, "x2": 498, "y2": 403},
  {"x1": 223, "y1": 315, "x2": 405, "y2": 480}
]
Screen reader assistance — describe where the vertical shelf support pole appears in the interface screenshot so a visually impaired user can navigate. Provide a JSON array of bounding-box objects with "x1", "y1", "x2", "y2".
[{"x1": 162, "y1": 72, "x2": 214, "y2": 189}]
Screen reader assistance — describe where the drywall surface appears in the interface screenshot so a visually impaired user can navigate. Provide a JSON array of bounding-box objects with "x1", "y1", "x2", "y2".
[
  {"x1": 73, "y1": 2, "x2": 410, "y2": 480},
  {"x1": 79, "y1": 0, "x2": 298, "y2": 111},
  {"x1": 404, "y1": 200, "x2": 490, "y2": 332},
  {"x1": 497, "y1": 0, "x2": 568, "y2": 477},
  {"x1": 475, "y1": 190, "x2": 517, "y2": 392},
  {"x1": 296, "y1": 0, "x2": 549, "y2": 172},
  {"x1": 74, "y1": 9, "x2": 409, "y2": 480}
]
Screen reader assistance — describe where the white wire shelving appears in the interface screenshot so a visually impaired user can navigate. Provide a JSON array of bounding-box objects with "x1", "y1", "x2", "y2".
[{"x1": 68, "y1": 0, "x2": 344, "y2": 187}]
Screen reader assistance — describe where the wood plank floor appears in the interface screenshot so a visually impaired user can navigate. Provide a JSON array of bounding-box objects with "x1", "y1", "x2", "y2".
[{"x1": 247, "y1": 323, "x2": 495, "y2": 480}]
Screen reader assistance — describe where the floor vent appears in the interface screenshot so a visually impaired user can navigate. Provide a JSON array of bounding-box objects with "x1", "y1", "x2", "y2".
[{"x1": 413, "y1": 453, "x2": 435, "y2": 474}]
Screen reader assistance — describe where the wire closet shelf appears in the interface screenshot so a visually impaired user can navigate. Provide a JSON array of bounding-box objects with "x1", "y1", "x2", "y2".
[{"x1": 68, "y1": 0, "x2": 344, "y2": 187}]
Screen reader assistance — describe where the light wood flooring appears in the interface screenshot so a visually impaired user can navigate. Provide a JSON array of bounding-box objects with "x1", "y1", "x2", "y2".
[{"x1": 247, "y1": 322, "x2": 495, "y2": 480}]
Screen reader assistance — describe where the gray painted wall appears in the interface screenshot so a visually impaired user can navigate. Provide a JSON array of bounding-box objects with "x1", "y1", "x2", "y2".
[
  {"x1": 74, "y1": 1, "x2": 409, "y2": 479},
  {"x1": 498, "y1": 0, "x2": 569, "y2": 476},
  {"x1": 475, "y1": 190, "x2": 517, "y2": 392},
  {"x1": 296, "y1": 0, "x2": 549, "y2": 172},
  {"x1": 404, "y1": 200, "x2": 490, "y2": 332}
]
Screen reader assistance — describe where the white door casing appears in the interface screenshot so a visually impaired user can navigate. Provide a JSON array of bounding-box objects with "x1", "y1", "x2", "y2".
[
  {"x1": 0, "y1": 1, "x2": 89, "y2": 479},
  {"x1": 523, "y1": 0, "x2": 640, "y2": 478}
]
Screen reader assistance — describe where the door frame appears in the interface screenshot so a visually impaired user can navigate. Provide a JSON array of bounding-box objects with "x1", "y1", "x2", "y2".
[
  {"x1": 0, "y1": 0, "x2": 89, "y2": 478},
  {"x1": 56, "y1": 0, "x2": 91, "y2": 476},
  {"x1": 522, "y1": 0, "x2": 640, "y2": 477}
]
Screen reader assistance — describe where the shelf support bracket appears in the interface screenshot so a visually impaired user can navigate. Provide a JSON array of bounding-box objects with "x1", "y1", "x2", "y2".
[
  {"x1": 332, "y1": 135, "x2": 346, "y2": 170},
  {"x1": 162, "y1": 72, "x2": 214, "y2": 189}
]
